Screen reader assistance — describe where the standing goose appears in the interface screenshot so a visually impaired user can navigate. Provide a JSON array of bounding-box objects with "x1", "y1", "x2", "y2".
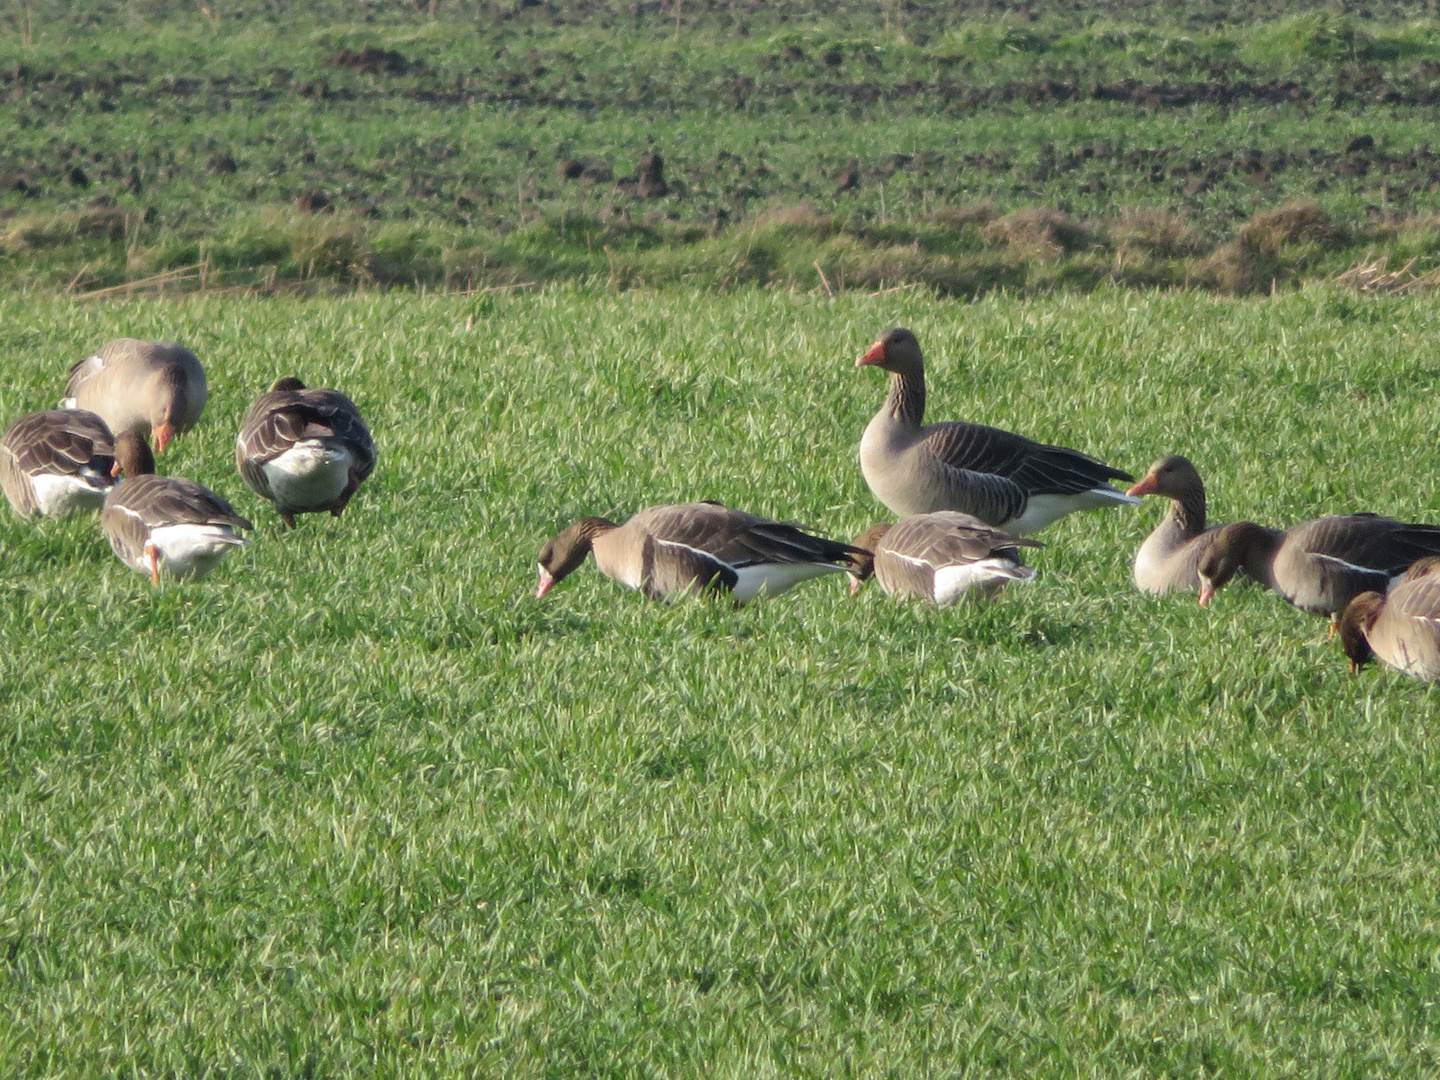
[
  {"x1": 857, "y1": 327, "x2": 1137, "y2": 536},
  {"x1": 851, "y1": 511, "x2": 1042, "y2": 605},
  {"x1": 1127, "y1": 455, "x2": 1276, "y2": 596},
  {"x1": 1338, "y1": 557, "x2": 1440, "y2": 681},
  {"x1": 102, "y1": 431, "x2": 252, "y2": 585},
  {"x1": 1197, "y1": 514, "x2": 1440, "y2": 619},
  {"x1": 536, "y1": 501, "x2": 866, "y2": 604},
  {"x1": 235, "y1": 377, "x2": 376, "y2": 528},
  {"x1": 0, "y1": 409, "x2": 116, "y2": 517},
  {"x1": 61, "y1": 338, "x2": 206, "y2": 452}
]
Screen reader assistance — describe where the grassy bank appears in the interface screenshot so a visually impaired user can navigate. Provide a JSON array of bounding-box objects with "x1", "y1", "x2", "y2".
[{"x1": 10, "y1": 2, "x2": 1440, "y2": 295}]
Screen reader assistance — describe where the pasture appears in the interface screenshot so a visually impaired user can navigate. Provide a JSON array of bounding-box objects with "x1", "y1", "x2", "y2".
[{"x1": 2, "y1": 285, "x2": 1439, "y2": 1075}]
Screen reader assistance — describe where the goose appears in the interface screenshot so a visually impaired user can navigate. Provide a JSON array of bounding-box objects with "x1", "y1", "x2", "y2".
[
  {"x1": 1126, "y1": 455, "x2": 1276, "y2": 596},
  {"x1": 0, "y1": 409, "x2": 116, "y2": 517},
  {"x1": 536, "y1": 501, "x2": 866, "y2": 604},
  {"x1": 1338, "y1": 557, "x2": 1440, "y2": 681},
  {"x1": 236, "y1": 377, "x2": 376, "y2": 528},
  {"x1": 857, "y1": 327, "x2": 1137, "y2": 535},
  {"x1": 102, "y1": 431, "x2": 252, "y2": 585},
  {"x1": 1197, "y1": 514, "x2": 1440, "y2": 620},
  {"x1": 60, "y1": 338, "x2": 206, "y2": 452},
  {"x1": 850, "y1": 511, "x2": 1042, "y2": 605}
]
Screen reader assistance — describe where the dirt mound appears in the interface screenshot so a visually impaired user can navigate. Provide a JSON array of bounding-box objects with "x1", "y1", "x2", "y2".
[
  {"x1": 1238, "y1": 202, "x2": 1347, "y2": 251},
  {"x1": 329, "y1": 47, "x2": 412, "y2": 76},
  {"x1": 622, "y1": 152, "x2": 667, "y2": 198},
  {"x1": 206, "y1": 152, "x2": 238, "y2": 175},
  {"x1": 295, "y1": 190, "x2": 331, "y2": 213}
]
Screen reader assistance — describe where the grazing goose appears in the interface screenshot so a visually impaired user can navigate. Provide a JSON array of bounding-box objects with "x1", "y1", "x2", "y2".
[
  {"x1": 0, "y1": 409, "x2": 116, "y2": 517},
  {"x1": 102, "y1": 432, "x2": 252, "y2": 585},
  {"x1": 1338, "y1": 557, "x2": 1440, "y2": 681},
  {"x1": 1127, "y1": 455, "x2": 1276, "y2": 596},
  {"x1": 1197, "y1": 514, "x2": 1440, "y2": 619},
  {"x1": 536, "y1": 501, "x2": 866, "y2": 604},
  {"x1": 857, "y1": 328, "x2": 1138, "y2": 535},
  {"x1": 60, "y1": 338, "x2": 206, "y2": 452},
  {"x1": 851, "y1": 511, "x2": 1042, "y2": 605},
  {"x1": 236, "y1": 377, "x2": 377, "y2": 528}
]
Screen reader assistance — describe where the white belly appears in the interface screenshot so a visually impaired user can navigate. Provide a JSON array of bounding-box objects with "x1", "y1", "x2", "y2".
[
  {"x1": 147, "y1": 524, "x2": 246, "y2": 579},
  {"x1": 29, "y1": 472, "x2": 109, "y2": 517},
  {"x1": 932, "y1": 559, "x2": 1035, "y2": 606},
  {"x1": 262, "y1": 441, "x2": 353, "y2": 512},
  {"x1": 731, "y1": 561, "x2": 846, "y2": 604},
  {"x1": 1005, "y1": 487, "x2": 1140, "y2": 536}
]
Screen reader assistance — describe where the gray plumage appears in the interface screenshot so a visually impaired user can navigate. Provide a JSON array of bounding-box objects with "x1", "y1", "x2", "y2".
[
  {"x1": 856, "y1": 328, "x2": 1135, "y2": 535},
  {"x1": 235, "y1": 377, "x2": 376, "y2": 527},
  {"x1": 60, "y1": 338, "x2": 206, "y2": 451},
  {"x1": 0, "y1": 409, "x2": 115, "y2": 517},
  {"x1": 854, "y1": 512, "x2": 1042, "y2": 605},
  {"x1": 1339, "y1": 557, "x2": 1440, "y2": 681}
]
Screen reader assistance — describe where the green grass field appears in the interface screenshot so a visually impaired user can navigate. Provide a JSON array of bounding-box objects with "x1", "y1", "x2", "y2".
[
  {"x1": 13, "y1": 1, "x2": 1440, "y2": 295},
  {"x1": 3, "y1": 285, "x2": 1440, "y2": 1075}
]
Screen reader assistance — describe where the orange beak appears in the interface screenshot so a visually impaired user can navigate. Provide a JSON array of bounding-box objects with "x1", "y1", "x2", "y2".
[
  {"x1": 849, "y1": 575, "x2": 864, "y2": 597},
  {"x1": 110, "y1": 460, "x2": 123, "y2": 478},
  {"x1": 1198, "y1": 580, "x2": 1215, "y2": 607},
  {"x1": 857, "y1": 341, "x2": 886, "y2": 367},
  {"x1": 535, "y1": 568, "x2": 555, "y2": 599},
  {"x1": 1126, "y1": 474, "x2": 1159, "y2": 498},
  {"x1": 153, "y1": 423, "x2": 175, "y2": 454}
]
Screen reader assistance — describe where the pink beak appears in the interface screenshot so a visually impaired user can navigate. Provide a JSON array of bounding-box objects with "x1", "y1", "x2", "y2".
[
  {"x1": 535, "y1": 568, "x2": 555, "y2": 599},
  {"x1": 1198, "y1": 580, "x2": 1215, "y2": 607},
  {"x1": 153, "y1": 423, "x2": 175, "y2": 454},
  {"x1": 849, "y1": 575, "x2": 864, "y2": 597},
  {"x1": 857, "y1": 341, "x2": 886, "y2": 366}
]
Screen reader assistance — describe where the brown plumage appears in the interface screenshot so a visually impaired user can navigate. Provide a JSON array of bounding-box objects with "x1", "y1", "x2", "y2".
[
  {"x1": 537, "y1": 501, "x2": 866, "y2": 604},
  {"x1": 1198, "y1": 514, "x2": 1440, "y2": 617},
  {"x1": 850, "y1": 512, "x2": 1042, "y2": 605},
  {"x1": 0, "y1": 409, "x2": 115, "y2": 517},
  {"x1": 1127, "y1": 455, "x2": 1276, "y2": 597},
  {"x1": 1338, "y1": 557, "x2": 1440, "y2": 680},
  {"x1": 857, "y1": 327, "x2": 1136, "y2": 535},
  {"x1": 61, "y1": 338, "x2": 206, "y2": 452},
  {"x1": 102, "y1": 432, "x2": 252, "y2": 585},
  {"x1": 235, "y1": 377, "x2": 376, "y2": 528}
]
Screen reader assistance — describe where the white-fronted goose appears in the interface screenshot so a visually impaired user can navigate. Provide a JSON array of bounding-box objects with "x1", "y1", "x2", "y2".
[
  {"x1": 235, "y1": 377, "x2": 377, "y2": 528},
  {"x1": 102, "y1": 432, "x2": 252, "y2": 585},
  {"x1": 857, "y1": 328, "x2": 1137, "y2": 536},
  {"x1": 1127, "y1": 455, "x2": 1276, "y2": 596},
  {"x1": 1338, "y1": 557, "x2": 1440, "y2": 681},
  {"x1": 0, "y1": 409, "x2": 116, "y2": 518},
  {"x1": 851, "y1": 512, "x2": 1042, "y2": 605},
  {"x1": 1198, "y1": 514, "x2": 1440, "y2": 618},
  {"x1": 536, "y1": 501, "x2": 866, "y2": 604},
  {"x1": 60, "y1": 338, "x2": 206, "y2": 452}
]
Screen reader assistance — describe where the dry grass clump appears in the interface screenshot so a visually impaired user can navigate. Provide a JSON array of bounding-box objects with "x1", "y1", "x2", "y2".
[
  {"x1": 983, "y1": 208, "x2": 1089, "y2": 258},
  {"x1": 927, "y1": 201, "x2": 999, "y2": 229},
  {"x1": 1199, "y1": 202, "x2": 1349, "y2": 294},
  {"x1": 1109, "y1": 207, "x2": 1207, "y2": 259},
  {"x1": 1334, "y1": 255, "x2": 1440, "y2": 294}
]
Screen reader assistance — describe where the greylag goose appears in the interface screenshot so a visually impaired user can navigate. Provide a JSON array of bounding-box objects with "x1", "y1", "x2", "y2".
[
  {"x1": 857, "y1": 328, "x2": 1137, "y2": 535},
  {"x1": 851, "y1": 511, "x2": 1042, "y2": 605},
  {"x1": 235, "y1": 377, "x2": 377, "y2": 528},
  {"x1": 1197, "y1": 514, "x2": 1440, "y2": 618},
  {"x1": 0, "y1": 409, "x2": 116, "y2": 517},
  {"x1": 536, "y1": 501, "x2": 866, "y2": 604},
  {"x1": 1338, "y1": 557, "x2": 1440, "y2": 681},
  {"x1": 61, "y1": 338, "x2": 206, "y2": 452},
  {"x1": 102, "y1": 431, "x2": 252, "y2": 585},
  {"x1": 1127, "y1": 455, "x2": 1276, "y2": 596}
]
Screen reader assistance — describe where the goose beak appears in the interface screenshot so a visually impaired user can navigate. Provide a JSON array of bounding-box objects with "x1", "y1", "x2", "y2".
[
  {"x1": 1198, "y1": 580, "x2": 1215, "y2": 607},
  {"x1": 535, "y1": 568, "x2": 555, "y2": 599},
  {"x1": 153, "y1": 423, "x2": 175, "y2": 454},
  {"x1": 1348, "y1": 660, "x2": 1362, "y2": 675},
  {"x1": 110, "y1": 460, "x2": 123, "y2": 478},
  {"x1": 1126, "y1": 475, "x2": 1158, "y2": 497},
  {"x1": 857, "y1": 341, "x2": 886, "y2": 366},
  {"x1": 849, "y1": 575, "x2": 864, "y2": 597}
]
